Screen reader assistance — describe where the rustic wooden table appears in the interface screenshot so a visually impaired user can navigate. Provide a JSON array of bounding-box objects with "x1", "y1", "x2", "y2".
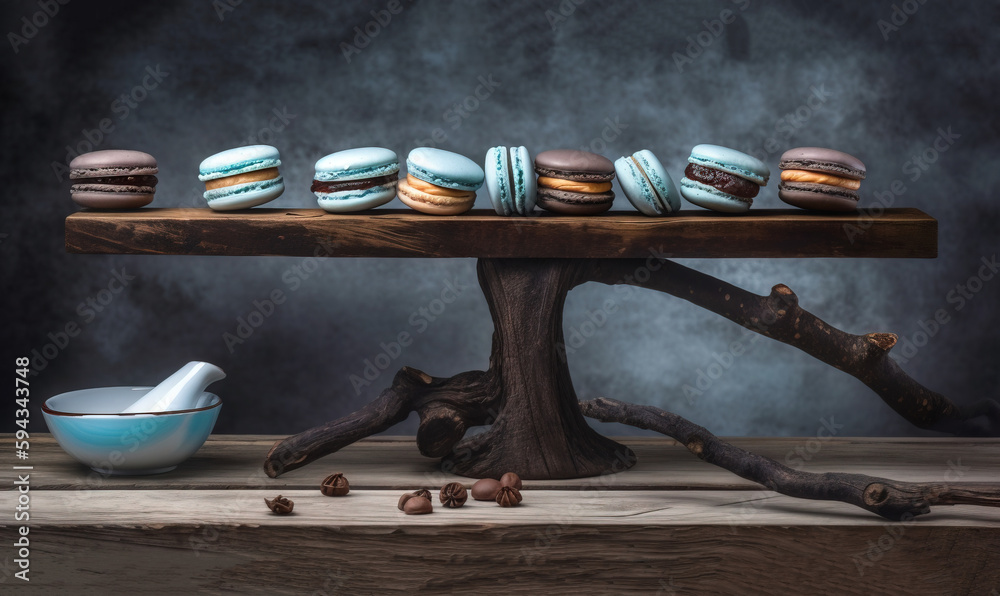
[
  {"x1": 7, "y1": 434, "x2": 999, "y2": 594},
  {"x1": 54, "y1": 206, "x2": 1000, "y2": 592}
]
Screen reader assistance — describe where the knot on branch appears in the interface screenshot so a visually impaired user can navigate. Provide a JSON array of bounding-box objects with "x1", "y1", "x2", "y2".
[
  {"x1": 865, "y1": 333, "x2": 898, "y2": 355},
  {"x1": 686, "y1": 436, "x2": 706, "y2": 458},
  {"x1": 769, "y1": 284, "x2": 799, "y2": 307},
  {"x1": 397, "y1": 366, "x2": 434, "y2": 386},
  {"x1": 863, "y1": 482, "x2": 890, "y2": 506}
]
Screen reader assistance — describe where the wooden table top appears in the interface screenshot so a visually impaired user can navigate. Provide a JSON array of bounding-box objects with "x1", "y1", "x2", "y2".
[
  {"x1": 6, "y1": 434, "x2": 998, "y2": 594},
  {"x1": 64, "y1": 208, "x2": 937, "y2": 259}
]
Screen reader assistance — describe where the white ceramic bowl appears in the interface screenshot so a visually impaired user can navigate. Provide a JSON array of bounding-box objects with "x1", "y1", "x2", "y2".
[{"x1": 42, "y1": 386, "x2": 222, "y2": 475}]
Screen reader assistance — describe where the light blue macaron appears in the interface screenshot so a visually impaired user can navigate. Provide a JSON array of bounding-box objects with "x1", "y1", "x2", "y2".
[
  {"x1": 199, "y1": 145, "x2": 284, "y2": 210},
  {"x1": 680, "y1": 144, "x2": 769, "y2": 213},
  {"x1": 614, "y1": 150, "x2": 680, "y2": 216},
  {"x1": 484, "y1": 146, "x2": 537, "y2": 216},
  {"x1": 407, "y1": 147, "x2": 485, "y2": 192},
  {"x1": 313, "y1": 147, "x2": 399, "y2": 213}
]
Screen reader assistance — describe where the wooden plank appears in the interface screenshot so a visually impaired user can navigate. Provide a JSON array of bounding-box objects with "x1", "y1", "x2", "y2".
[
  {"x1": 8, "y1": 435, "x2": 999, "y2": 593},
  {"x1": 64, "y1": 208, "x2": 938, "y2": 259},
  {"x1": 18, "y1": 490, "x2": 1000, "y2": 595},
  {"x1": 8, "y1": 434, "x2": 999, "y2": 491}
]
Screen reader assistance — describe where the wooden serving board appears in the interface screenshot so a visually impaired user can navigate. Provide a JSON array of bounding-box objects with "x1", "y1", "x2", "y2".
[{"x1": 64, "y1": 208, "x2": 937, "y2": 259}]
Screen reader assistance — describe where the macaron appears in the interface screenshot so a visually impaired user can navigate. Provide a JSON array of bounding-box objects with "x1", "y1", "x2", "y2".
[
  {"x1": 198, "y1": 145, "x2": 284, "y2": 211},
  {"x1": 778, "y1": 147, "x2": 866, "y2": 212},
  {"x1": 69, "y1": 150, "x2": 158, "y2": 209},
  {"x1": 534, "y1": 149, "x2": 616, "y2": 215},
  {"x1": 311, "y1": 147, "x2": 399, "y2": 213},
  {"x1": 614, "y1": 150, "x2": 680, "y2": 216},
  {"x1": 680, "y1": 144, "x2": 770, "y2": 213},
  {"x1": 398, "y1": 147, "x2": 484, "y2": 215},
  {"x1": 484, "y1": 146, "x2": 537, "y2": 216}
]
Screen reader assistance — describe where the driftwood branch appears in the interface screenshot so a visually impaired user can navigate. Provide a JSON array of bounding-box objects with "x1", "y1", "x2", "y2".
[
  {"x1": 264, "y1": 367, "x2": 499, "y2": 477},
  {"x1": 264, "y1": 257, "x2": 997, "y2": 481},
  {"x1": 582, "y1": 259, "x2": 1000, "y2": 436},
  {"x1": 580, "y1": 397, "x2": 1000, "y2": 520}
]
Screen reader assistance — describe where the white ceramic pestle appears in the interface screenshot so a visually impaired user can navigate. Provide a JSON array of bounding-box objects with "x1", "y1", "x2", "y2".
[{"x1": 121, "y1": 362, "x2": 226, "y2": 414}]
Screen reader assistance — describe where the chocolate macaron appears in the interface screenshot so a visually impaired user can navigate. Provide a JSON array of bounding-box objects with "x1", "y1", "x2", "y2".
[
  {"x1": 778, "y1": 147, "x2": 866, "y2": 212},
  {"x1": 680, "y1": 144, "x2": 769, "y2": 213},
  {"x1": 69, "y1": 150, "x2": 158, "y2": 209},
  {"x1": 534, "y1": 149, "x2": 616, "y2": 215}
]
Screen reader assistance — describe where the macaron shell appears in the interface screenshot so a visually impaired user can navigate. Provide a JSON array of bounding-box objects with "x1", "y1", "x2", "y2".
[
  {"x1": 205, "y1": 177, "x2": 285, "y2": 210},
  {"x1": 688, "y1": 144, "x2": 769, "y2": 186},
  {"x1": 632, "y1": 150, "x2": 680, "y2": 213},
  {"x1": 778, "y1": 188, "x2": 858, "y2": 212},
  {"x1": 536, "y1": 187, "x2": 615, "y2": 215},
  {"x1": 316, "y1": 183, "x2": 397, "y2": 213},
  {"x1": 484, "y1": 146, "x2": 514, "y2": 216},
  {"x1": 512, "y1": 146, "x2": 537, "y2": 215},
  {"x1": 778, "y1": 147, "x2": 866, "y2": 180},
  {"x1": 71, "y1": 191, "x2": 154, "y2": 209},
  {"x1": 534, "y1": 149, "x2": 615, "y2": 180},
  {"x1": 397, "y1": 180, "x2": 474, "y2": 215},
  {"x1": 680, "y1": 178, "x2": 751, "y2": 213},
  {"x1": 615, "y1": 156, "x2": 661, "y2": 215},
  {"x1": 615, "y1": 150, "x2": 680, "y2": 216},
  {"x1": 407, "y1": 147, "x2": 485, "y2": 191},
  {"x1": 314, "y1": 147, "x2": 399, "y2": 181},
  {"x1": 199, "y1": 145, "x2": 281, "y2": 181},
  {"x1": 69, "y1": 150, "x2": 157, "y2": 176}
]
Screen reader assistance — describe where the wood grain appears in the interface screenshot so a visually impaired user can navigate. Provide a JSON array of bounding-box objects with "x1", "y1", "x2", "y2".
[
  {"x1": 6, "y1": 435, "x2": 999, "y2": 594},
  {"x1": 64, "y1": 208, "x2": 938, "y2": 259},
  {"x1": 7, "y1": 435, "x2": 999, "y2": 491},
  {"x1": 18, "y1": 490, "x2": 1000, "y2": 595}
]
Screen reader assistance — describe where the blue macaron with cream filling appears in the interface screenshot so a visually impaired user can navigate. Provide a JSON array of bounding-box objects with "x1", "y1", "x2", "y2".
[
  {"x1": 397, "y1": 147, "x2": 485, "y2": 215},
  {"x1": 680, "y1": 144, "x2": 769, "y2": 213},
  {"x1": 199, "y1": 145, "x2": 284, "y2": 210},
  {"x1": 614, "y1": 150, "x2": 680, "y2": 216},
  {"x1": 311, "y1": 147, "x2": 399, "y2": 212},
  {"x1": 484, "y1": 146, "x2": 537, "y2": 216}
]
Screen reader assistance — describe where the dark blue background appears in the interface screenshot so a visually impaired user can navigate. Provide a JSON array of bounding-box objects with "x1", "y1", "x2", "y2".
[{"x1": 3, "y1": 0, "x2": 997, "y2": 437}]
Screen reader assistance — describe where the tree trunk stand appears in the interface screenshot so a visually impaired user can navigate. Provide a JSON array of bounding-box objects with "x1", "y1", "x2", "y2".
[
  {"x1": 62, "y1": 207, "x2": 1000, "y2": 520},
  {"x1": 263, "y1": 257, "x2": 1000, "y2": 519},
  {"x1": 440, "y1": 259, "x2": 636, "y2": 479}
]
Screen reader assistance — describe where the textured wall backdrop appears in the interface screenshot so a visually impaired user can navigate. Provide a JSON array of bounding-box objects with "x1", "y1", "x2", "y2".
[{"x1": 2, "y1": 0, "x2": 998, "y2": 438}]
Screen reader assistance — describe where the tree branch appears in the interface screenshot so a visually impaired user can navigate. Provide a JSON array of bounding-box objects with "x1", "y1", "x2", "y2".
[
  {"x1": 583, "y1": 258, "x2": 999, "y2": 436},
  {"x1": 580, "y1": 397, "x2": 1000, "y2": 520},
  {"x1": 263, "y1": 367, "x2": 499, "y2": 477}
]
